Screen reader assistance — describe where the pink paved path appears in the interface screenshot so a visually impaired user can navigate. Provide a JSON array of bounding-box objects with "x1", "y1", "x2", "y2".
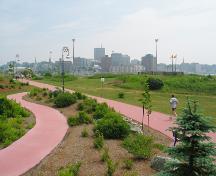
[
  {"x1": 0, "y1": 92, "x2": 68, "y2": 176},
  {"x1": 21, "y1": 79, "x2": 216, "y2": 142}
]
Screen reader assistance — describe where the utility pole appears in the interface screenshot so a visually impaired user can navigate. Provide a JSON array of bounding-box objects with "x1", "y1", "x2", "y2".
[{"x1": 61, "y1": 47, "x2": 70, "y2": 93}]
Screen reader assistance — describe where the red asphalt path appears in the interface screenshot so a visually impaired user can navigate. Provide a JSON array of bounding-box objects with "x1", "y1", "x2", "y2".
[
  {"x1": 0, "y1": 92, "x2": 68, "y2": 176},
  {"x1": 23, "y1": 79, "x2": 216, "y2": 143}
]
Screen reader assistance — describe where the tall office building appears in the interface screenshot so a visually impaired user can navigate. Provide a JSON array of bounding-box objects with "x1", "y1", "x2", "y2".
[
  {"x1": 94, "y1": 47, "x2": 105, "y2": 62},
  {"x1": 111, "y1": 53, "x2": 130, "y2": 66},
  {"x1": 141, "y1": 54, "x2": 156, "y2": 72}
]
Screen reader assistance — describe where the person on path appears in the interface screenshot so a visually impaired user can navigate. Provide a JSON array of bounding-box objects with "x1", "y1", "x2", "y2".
[{"x1": 169, "y1": 94, "x2": 178, "y2": 119}]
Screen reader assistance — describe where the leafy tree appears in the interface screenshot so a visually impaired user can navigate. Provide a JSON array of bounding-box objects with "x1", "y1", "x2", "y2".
[
  {"x1": 139, "y1": 81, "x2": 152, "y2": 131},
  {"x1": 159, "y1": 100, "x2": 216, "y2": 176}
]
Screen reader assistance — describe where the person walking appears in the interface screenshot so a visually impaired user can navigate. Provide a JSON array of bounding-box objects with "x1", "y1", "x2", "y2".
[{"x1": 169, "y1": 94, "x2": 178, "y2": 119}]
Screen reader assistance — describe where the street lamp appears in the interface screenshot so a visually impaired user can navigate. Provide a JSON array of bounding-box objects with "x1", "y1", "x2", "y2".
[
  {"x1": 155, "y1": 39, "x2": 159, "y2": 72},
  {"x1": 72, "y1": 39, "x2": 75, "y2": 63},
  {"x1": 14, "y1": 54, "x2": 20, "y2": 79},
  {"x1": 49, "y1": 51, "x2": 52, "y2": 73},
  {"x1": 61, "y1": 46, "x2": 70, "y2": 92},
  {"x1": 170, "y1": 54, "x2": 177, "y2": 73}
]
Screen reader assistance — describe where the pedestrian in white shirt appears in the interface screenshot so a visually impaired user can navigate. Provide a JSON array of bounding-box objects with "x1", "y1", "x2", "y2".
[{"x1": 170, "y1": 94, "x2": 178, "y2": 119}]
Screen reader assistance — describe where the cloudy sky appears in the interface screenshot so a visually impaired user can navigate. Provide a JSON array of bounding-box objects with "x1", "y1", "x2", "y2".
[{"x1": 0, "y1": 0, "x2": 216, "y2": 64}]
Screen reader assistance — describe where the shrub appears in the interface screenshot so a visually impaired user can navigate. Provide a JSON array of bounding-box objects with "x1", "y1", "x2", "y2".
[
  {"x1": 73, "y1": 92, "x2": 84, "y2": 100},
  {"x1": 146, "y1": 77, "x2": 164, "y2": 90},
  {"x1": 93, "y1": 103, "x2": 109, "y2": 120},
  {"x1": 0, "y1": 84, "x2": 4, "y2": 89},
  {"x1": 77, "y1": 111, "x2": 92, "y2": 124},
  {"x1": 123, "y1": 159, "x2": 133, "y2": 170},
  {"x1": 83, "y1": 98, "x2": 97, "y2": 113},
  {"x1": 35, "y1": 96, "x2": 42, "y2": 101},
  {"x1": 29, "y1": 88, "x2": 41, "y2": 97},
  {"x1": 42, "y1": 91, "x2": 48, "y2": 97},
  {"x1": 123, "y1": 134, "x2": 155, "y2": 159},
  {"x1": 101, "y1": 147, "x2": 110, "y2": 162},
  {"x1": 81, "y1": 127, "x2": 89, "y2": 137},
  {"x1": 58, "y1": 162, "x2": 81, "y2": 176},
  {"x1": 77, "y1": 103, "x2": 84, "y2": 111},
  {"x1": 67, "y1": 116, "x2": 79, "y2": 126},
  {"x1": 106, "y1": 159, "x2": 118, "y2": 176},
  {"x1": 94, "y1": 131, "x2": 104, "y2": 150},
  {"x1": 54, "y1": 92, "x2": 77, "y2": 108},
  {"x1": 52, "y1": 89, "x2": 62, "y2": 98},
  {"x1": 118, "y1": 92, "x2": 125, "y2": 99},
  {"x1": 9, "y1": 79, "x2": 15, "y2": 84},
  {"x1": 95, "y1": 112, "x2": 130, "y2": 139}
]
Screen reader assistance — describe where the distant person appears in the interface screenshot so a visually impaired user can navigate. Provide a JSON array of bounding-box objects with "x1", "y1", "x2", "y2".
[{"x1": 169, "y1": 94, "x2": 178, "y2": 119}]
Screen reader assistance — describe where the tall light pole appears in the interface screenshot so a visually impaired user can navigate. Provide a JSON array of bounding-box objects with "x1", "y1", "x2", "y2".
[
  {"x1": 155, "y1": 39, "x2": 159, "y2": 72},
  {"x1": 49, "y1": 51, "x2": 52, "y2": 73},
  {"x1": 14, "y1": 54, "x2": 20, "y2": 78},
  {"x1": 72, "y1": 39, "x2": 75, "y2": 63},
  {"x1": 61, "y1": 46, "x2": 70, "y2": 92}
]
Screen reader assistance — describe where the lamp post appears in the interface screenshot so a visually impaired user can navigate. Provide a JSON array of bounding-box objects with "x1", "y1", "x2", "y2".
[
  {"x1": 14, "y1": 54, "x2": 20, "y2": 79},
  {"x1": 49, "y1": 51, "x2": 52, "y2": 73},
  {"x1": 170, "y1": 54, "x2": 177, "y2": 73},
  {"x1": 61, "y1": 46, "x2": 70, "y2": 92},
  {"x1": 155, "y1": 39, "x2": 158, "y2": 72},
  {"x1": 72, "y1": 39, "x2": 75, "y2": 63}
]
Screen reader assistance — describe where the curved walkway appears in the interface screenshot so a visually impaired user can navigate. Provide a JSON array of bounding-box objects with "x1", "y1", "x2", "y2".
[
  {"x1": 0, "y1": 92, "x2": 68, "y2": 176},
  {"x1": 21, "y1": 80, "x2": 216, "y2": 143}
]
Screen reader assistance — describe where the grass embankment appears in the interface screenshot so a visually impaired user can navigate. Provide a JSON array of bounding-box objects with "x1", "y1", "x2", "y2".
[
  {"x1": 0, "y1": 74, "x2": 34, "y2": 96},
  {"x1": 37, "y1": 74, "x2": 216, "y2": 123}
]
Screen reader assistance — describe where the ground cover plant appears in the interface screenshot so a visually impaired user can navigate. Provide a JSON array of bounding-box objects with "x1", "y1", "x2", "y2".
[{"x1": 0, "y1": 96, "x2": 33, "y2": 148}]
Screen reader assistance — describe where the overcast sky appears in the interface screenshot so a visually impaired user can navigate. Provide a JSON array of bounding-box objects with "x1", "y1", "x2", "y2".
[{"x1": 0, "y1": 0, "x2": 216, "y2": 65}]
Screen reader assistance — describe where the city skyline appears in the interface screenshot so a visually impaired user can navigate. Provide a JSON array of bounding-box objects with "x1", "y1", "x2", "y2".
[{"x1": 1, "y1": 0, "x2": 216, "y2": 65}]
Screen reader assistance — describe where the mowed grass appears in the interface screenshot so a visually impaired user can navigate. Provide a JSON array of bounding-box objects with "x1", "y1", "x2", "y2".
[{"x1": 39, "y1": 75, "x2": 216, "y2": 124}]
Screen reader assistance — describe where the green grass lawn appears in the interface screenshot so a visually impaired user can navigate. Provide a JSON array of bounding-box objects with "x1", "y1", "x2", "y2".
[{"x1": 38, "y1": 75, "x2": 216, "y2": 124}]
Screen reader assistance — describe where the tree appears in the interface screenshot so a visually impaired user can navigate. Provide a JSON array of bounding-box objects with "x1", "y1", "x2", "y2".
[
  {"x1": 140, "y1": 81, "x2": 152, "y2": 131},
  {"x1": 159, "y1": 100, "x2": 216, "y2": 176}
]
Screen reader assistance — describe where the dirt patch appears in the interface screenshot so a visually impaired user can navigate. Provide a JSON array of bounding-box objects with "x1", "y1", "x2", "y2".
[{"x1": 23, "y1": 124, "x2": 159, "y2": 176}]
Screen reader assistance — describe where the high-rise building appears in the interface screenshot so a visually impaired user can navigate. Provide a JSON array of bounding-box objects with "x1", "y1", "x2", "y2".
[
  {"x1": 141, "y1": 54, "x2": 156, "y2": 72},
  {"x1": 101, "y1": 55, "x2": 111, "y2": 72},
  {"x1": 94, "y1": 48, "x2": 105, "y2": 62},
  {"x1": 111, "y1": 53, "x2": 130, "y2": 66}
]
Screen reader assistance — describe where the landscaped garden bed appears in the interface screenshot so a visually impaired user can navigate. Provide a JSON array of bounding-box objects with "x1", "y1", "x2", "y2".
[{"x1": 22, "y1": 88, "x2": 171, "y2": 176}]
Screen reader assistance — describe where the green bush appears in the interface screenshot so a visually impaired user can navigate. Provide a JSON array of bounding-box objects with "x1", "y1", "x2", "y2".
[
  {"x1": 54, "y1": 92, "x2": 77, "y2": 108},
  {"x1": 118, "y1": 92, "x2": 125, "y2": 99},
  {"x1": 67, "y1": 116, "x2": 79, "y2": 126},
  {"x1": 146, "y1": 77, "x2": 164, "y2": 90},
  {"x1": 94, "y1": 112, "x2": 130, "y2": 139},
  {"x1": 94, "y1": 131, "x2": 104, "y2": 150},
  {"x1": 73, "y1": 92, "x2": 85, "y2": 100},
  {"x1": 123, "y1": 171, "x2": 139, "y2": 176},
  {"x1": 29, "y1": 88, "x2": 42, "y2": 97},
  {"x1": 77, "y1": 111, "x2": 92, "y2": 124},
  {"x1": 77, "y1": 103, "x2": 84, "y2": 111},
  {"x1": 123, "y1": 159, "x2": 133, "y2": 170},
  {"x1": 93, "y1": 103, "x2": 109, "y2": 120},
  {"x1": 123, "y1": 134, "x2": 155, "y2": 159},
  {"x1": 58, "y1": 162, "x2": 81, "y2": 176},
  {"x1": 106, "y1": 159, "x2": 118, "y2": 176},
  {"x1": 0, "y1": 84, "x2": 4, "y2": 89},
  {"x1": 82, "y1": 98, "x2": 97, "y2": 113},
  {"x1": 81, "y1": 127, "x2": 89, "y2": 137},
  {"x1": 0, "y1": 96, "x2": 30, "y2": 147}
]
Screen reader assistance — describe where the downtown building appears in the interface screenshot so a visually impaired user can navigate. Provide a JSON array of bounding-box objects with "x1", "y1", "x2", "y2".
[
  {"x1": 141, "y1": 54, "x2": 156, "y2": 72},
  {"x1": 94, "y1": 47, "x2": 105, "y2": 62}
]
